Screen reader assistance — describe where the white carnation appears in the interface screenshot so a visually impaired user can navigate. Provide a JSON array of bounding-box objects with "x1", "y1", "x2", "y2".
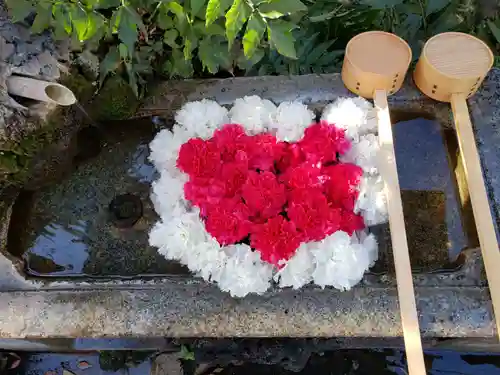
[
  {"x1": 149, "y1": 126, "x2": 191, "y2": 172},
  {"x1": 310, "y1": 231, "x2": 377, "y2": 290},
  {"x1": 271, "y1": 101, "x2": 315, "y2": 142},
  {"x1": 355, "y1": 175, "x2": 388, "y2": 226},
  {"x1": 322, "y1": 97, "x2": 377, "y2": 141},
  {"x1": 229, "y1": 95, "x2": 276, "y2": 134},
  {"x1": 175, "y1": 99, "x2": 229, "y2": 139},
  {"x1": 148, "y1": 210, "x2": 209, "y2": 265},
  {"x1": 150, "y1": 172, "x2": 187, "y2": 219},
  {"x1": 341, "y1": 133, "x2": 380, "y2": 175},
  {"x1": 274, "y1": 243, "x2": 314, "y2": 289},
  {"x1": 216, "y1": 244, "x2": 273, "y2": 297}
]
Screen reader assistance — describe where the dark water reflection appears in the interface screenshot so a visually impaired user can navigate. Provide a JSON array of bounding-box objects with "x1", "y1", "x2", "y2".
[{"x1": 21, "y1": 350, "x2": 500, "y2": 375}]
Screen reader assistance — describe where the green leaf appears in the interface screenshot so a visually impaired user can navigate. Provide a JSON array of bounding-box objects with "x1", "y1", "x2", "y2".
[
  {"x1": 199, "y1": 36, "x2": 232, "y2": 73},
  {"x1": 258, "y1": 0, "x2": 306, "y2": 18},
  {"x1": 198, "y1": 36, "x2": 219, "y2": 73},
  {"x1": 237, "y1": 46, "x2": 264, "y2": 70},
  {"x1": 124, "y1": 62, "x2": 139, "y2": 97},
  {"x1": 53, "y1": 3, "x2": 73, "y2": 35},
  {"x1": 157, "y1": 9, "x2": 175, "y2": 29},
  {"x1": 425, "y1": 0, "x2": 450, "y2": 16},
  {"x1": 309, "y1": 9, "x2": 338, "y2": 23},
  {"x1": 31, "y1": 3, "x2": 53, "y2": 34},
  {"x1": 70, "y1": 4, "x2": 89, "y2": 41},
  {"x1": 243, "y1": 13, "x2": 266, "y2": 58},
  {"x1": 6, "y1": 0, "x2": 34, "y2": 23},
  {"x1": 164, "y1": 29, "x2": 179, "y2": 47},
  {"x1": 194, "y1": 20, "x2": 226, "y2": 36},
  {"x1": 119, "y1": 43, "x2": 128, "y2": 58},
  {"x1": 191, "y1": 0, "x2": 205, "y2": 17},
  {"x1": 95, "y1": 0, "x2": 121, "y2": 9},
  {"x1": 487, "y1": 20, "x2": 500, "y2": 44},
  {"x1": 100, "y1": 46, "x2": 121, "y2": 85},
  {"x1": 117, "y1": 6, "x2": 139, "y2": 52},
  {"x1": 206, "y1": 0, "x2": 233, "y2": 26},
  {"x1": 225, "y1": 0, "x2": 252, "y2": 47},
  {"x1": 85, "y1": 12, "x2": 104, "y2": 41},
  {"x1": 358, "y1": 0, "x2": 405, "y2": 9},
  {"x1": 180, "y1": 346, "x2": 195, "y2": 361},
  {"x1": 267, "y1": 20, "x2": 297, "y2": 59},
  {"x1": 167, "y1": 2, "x2": 189, "y2": 34},
  {"x1": 165, "y1": 48, "x2": 194, "y2": 78}
]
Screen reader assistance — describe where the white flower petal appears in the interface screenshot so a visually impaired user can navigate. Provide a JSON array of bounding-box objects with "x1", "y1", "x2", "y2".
[
  {"x1": 322, "y1": 96, "x2": 377, "y2": 141},
  {"x1": 271, "y1": 101, "x2": 315, "y2": 142},
  {"x1": 274, "y1": 243, "x2": 314, "y2": 289},
  {"x1": 229, "y1": 95, "x2": 277, "y2": 134},
  {"x1": 175, "y1": 99, "x2": 229, "y2": 139}
]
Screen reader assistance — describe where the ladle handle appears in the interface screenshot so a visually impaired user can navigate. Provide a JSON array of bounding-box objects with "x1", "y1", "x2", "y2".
[
  {"x1": 373, "y1": 89, "x2": 426, "y2": 375},
  {"x1": 451, "y1": 93, "x2": 500, "y2": 339}
]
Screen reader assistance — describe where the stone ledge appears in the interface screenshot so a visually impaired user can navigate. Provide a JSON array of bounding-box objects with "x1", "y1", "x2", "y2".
[{"x1": 0, "y1": 286, "x2": 495, "y2": 338}]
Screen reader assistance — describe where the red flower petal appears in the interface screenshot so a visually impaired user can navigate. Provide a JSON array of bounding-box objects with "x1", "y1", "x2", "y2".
[
  {"x1": 205, "y1": 199, "x2": 252, "y2": 245},
  {"x1": 287, "y1": 188, "x2": 341, "y2": 241},
  {"x1": 177, "y1": 138, "x2": 221, "y2": 178},
  {"x1": 241, "y1": 171, "x2": 286, "y2": 219},
  {"x1": 250, "y1": 216, "x2": 303, "y2": 265},
  {"x1": 323, "y1": 163, "x2": 363, "y2": 210},
  {"x1": 298, "y1": 122, "x2": 351, "y2": 163}
]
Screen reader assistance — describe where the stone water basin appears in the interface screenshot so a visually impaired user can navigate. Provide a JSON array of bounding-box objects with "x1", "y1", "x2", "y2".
[
  {"x1": 0, "y1": 73, "x2": 499, "y2": 344},
  {"x1": 8, "y1": 108, "x2": 472, "y2": 278}
]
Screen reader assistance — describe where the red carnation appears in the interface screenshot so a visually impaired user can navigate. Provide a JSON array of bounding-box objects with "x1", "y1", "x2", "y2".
[
  {"x1": 220, "y1": 157, "x2": 249, "y2": 197},
  {"x1": 205, "y1": 198, "x2": 252, "y2": 245},
  {"x1": 177, "y1": 138, "x2": 221, "y2": 178},
  {"x1": 241, "y1": 171, "x2": 286, "y2": 219},
  {"x1": 250, "y1": 216, "x2": 303, "y2": 266},
  {"x1": 246, "y1": 133, "x2": 285, "y2": 171},
  {"x1": 299, "y1": 121, "x2": 351, "y2": 163},
  {"x1": 287, "y1": 188, "x2": 342, "y2": 241},
  {"x1": 276, "y1": 142, "x2": 304, "y2": 173},
  {"x1": 212, "y1": 124, "x2": 250, "y2": 162},
  {"x1": 323, "y1": 163, "x2": 363, "y2": 210},
  {"x1": 339, "y1": 209, "x2": 365, "y2": 235},
  {"x1": 279, "y1": 162, "x2": 323, "y2": 190},
  {"x1": 184, "y1": 177, "x2": 226, "y2": 214}
]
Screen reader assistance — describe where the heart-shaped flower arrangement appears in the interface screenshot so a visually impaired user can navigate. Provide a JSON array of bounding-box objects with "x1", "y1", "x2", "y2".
[{"x1": 149, "y1": 96, "x2": 388, "y2": 297}]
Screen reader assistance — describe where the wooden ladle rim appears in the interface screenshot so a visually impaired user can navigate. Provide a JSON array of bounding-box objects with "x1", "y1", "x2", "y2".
[
  {"x1": 421, "y1": 32, "x2": 494, "y2": 80},
  {"x1": 344, "y1": 30, "x2": 412, "y2": 79}
]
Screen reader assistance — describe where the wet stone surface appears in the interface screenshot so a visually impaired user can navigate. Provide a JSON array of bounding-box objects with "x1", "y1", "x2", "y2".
[{"x1": 17, "y1": 120, "x2": 188, "y2": 277}]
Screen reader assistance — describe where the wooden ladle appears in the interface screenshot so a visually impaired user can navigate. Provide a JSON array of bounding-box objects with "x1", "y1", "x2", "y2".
[
  {"x1": 342, "y1": 31, "x2": 426, "y2": 375},
  {"x1": 414, "y1": 32, "x2": 500, "y2": 340}
]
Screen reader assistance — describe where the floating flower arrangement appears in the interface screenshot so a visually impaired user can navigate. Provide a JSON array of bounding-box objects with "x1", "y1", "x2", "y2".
[{"x1": 148, "y1": 95, "x2": 388, "y2": 297}]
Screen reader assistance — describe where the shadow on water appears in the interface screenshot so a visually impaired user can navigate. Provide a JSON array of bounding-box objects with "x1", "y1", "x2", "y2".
[{"x1": 370, "y1": 113, "x2": 474, "y2": 274}]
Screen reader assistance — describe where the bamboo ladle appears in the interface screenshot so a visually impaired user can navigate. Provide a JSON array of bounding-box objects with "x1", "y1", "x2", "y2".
[
  {"x1": 342, "y1": 31, "x2": 426, "y2": 375},
  {"x1": 414, "y1": 32, "x2": 500, "y2": 340}
]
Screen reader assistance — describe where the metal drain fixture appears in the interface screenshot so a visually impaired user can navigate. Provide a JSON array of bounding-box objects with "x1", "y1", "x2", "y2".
[{"x1": 108, "y1": 193, "x2": 143, "y2": 228}]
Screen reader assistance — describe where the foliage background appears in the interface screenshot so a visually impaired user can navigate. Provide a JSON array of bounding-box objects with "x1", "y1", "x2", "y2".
[{"x1": 5, "y1": 0, "x2": 500, "y2": 96}]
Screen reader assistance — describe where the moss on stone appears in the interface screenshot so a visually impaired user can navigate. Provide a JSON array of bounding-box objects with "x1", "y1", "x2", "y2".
[
  {"x1": 60, "y1": 71, "x2": 95, "y2": 102},
  {"x1": 89, "y1": 75, "x2": 140, "y2": 121}
]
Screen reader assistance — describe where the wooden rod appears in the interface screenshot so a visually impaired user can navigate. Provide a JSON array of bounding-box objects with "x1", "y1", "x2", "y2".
[
  {"x1": 373, "y1": 89, "x2": 426, "y2": 375},
  {"x1": 451, "y1": 93, "x2": 500, "y2": 339}
]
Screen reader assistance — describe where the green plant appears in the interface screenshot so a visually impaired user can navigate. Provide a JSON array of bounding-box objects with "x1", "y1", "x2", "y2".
[
  {"x1": 250, "y1": 0, "x2": 500, "y2": 74},
  {"x1": 6, "y1": 0, "x2": 309, "y2": 96}
]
